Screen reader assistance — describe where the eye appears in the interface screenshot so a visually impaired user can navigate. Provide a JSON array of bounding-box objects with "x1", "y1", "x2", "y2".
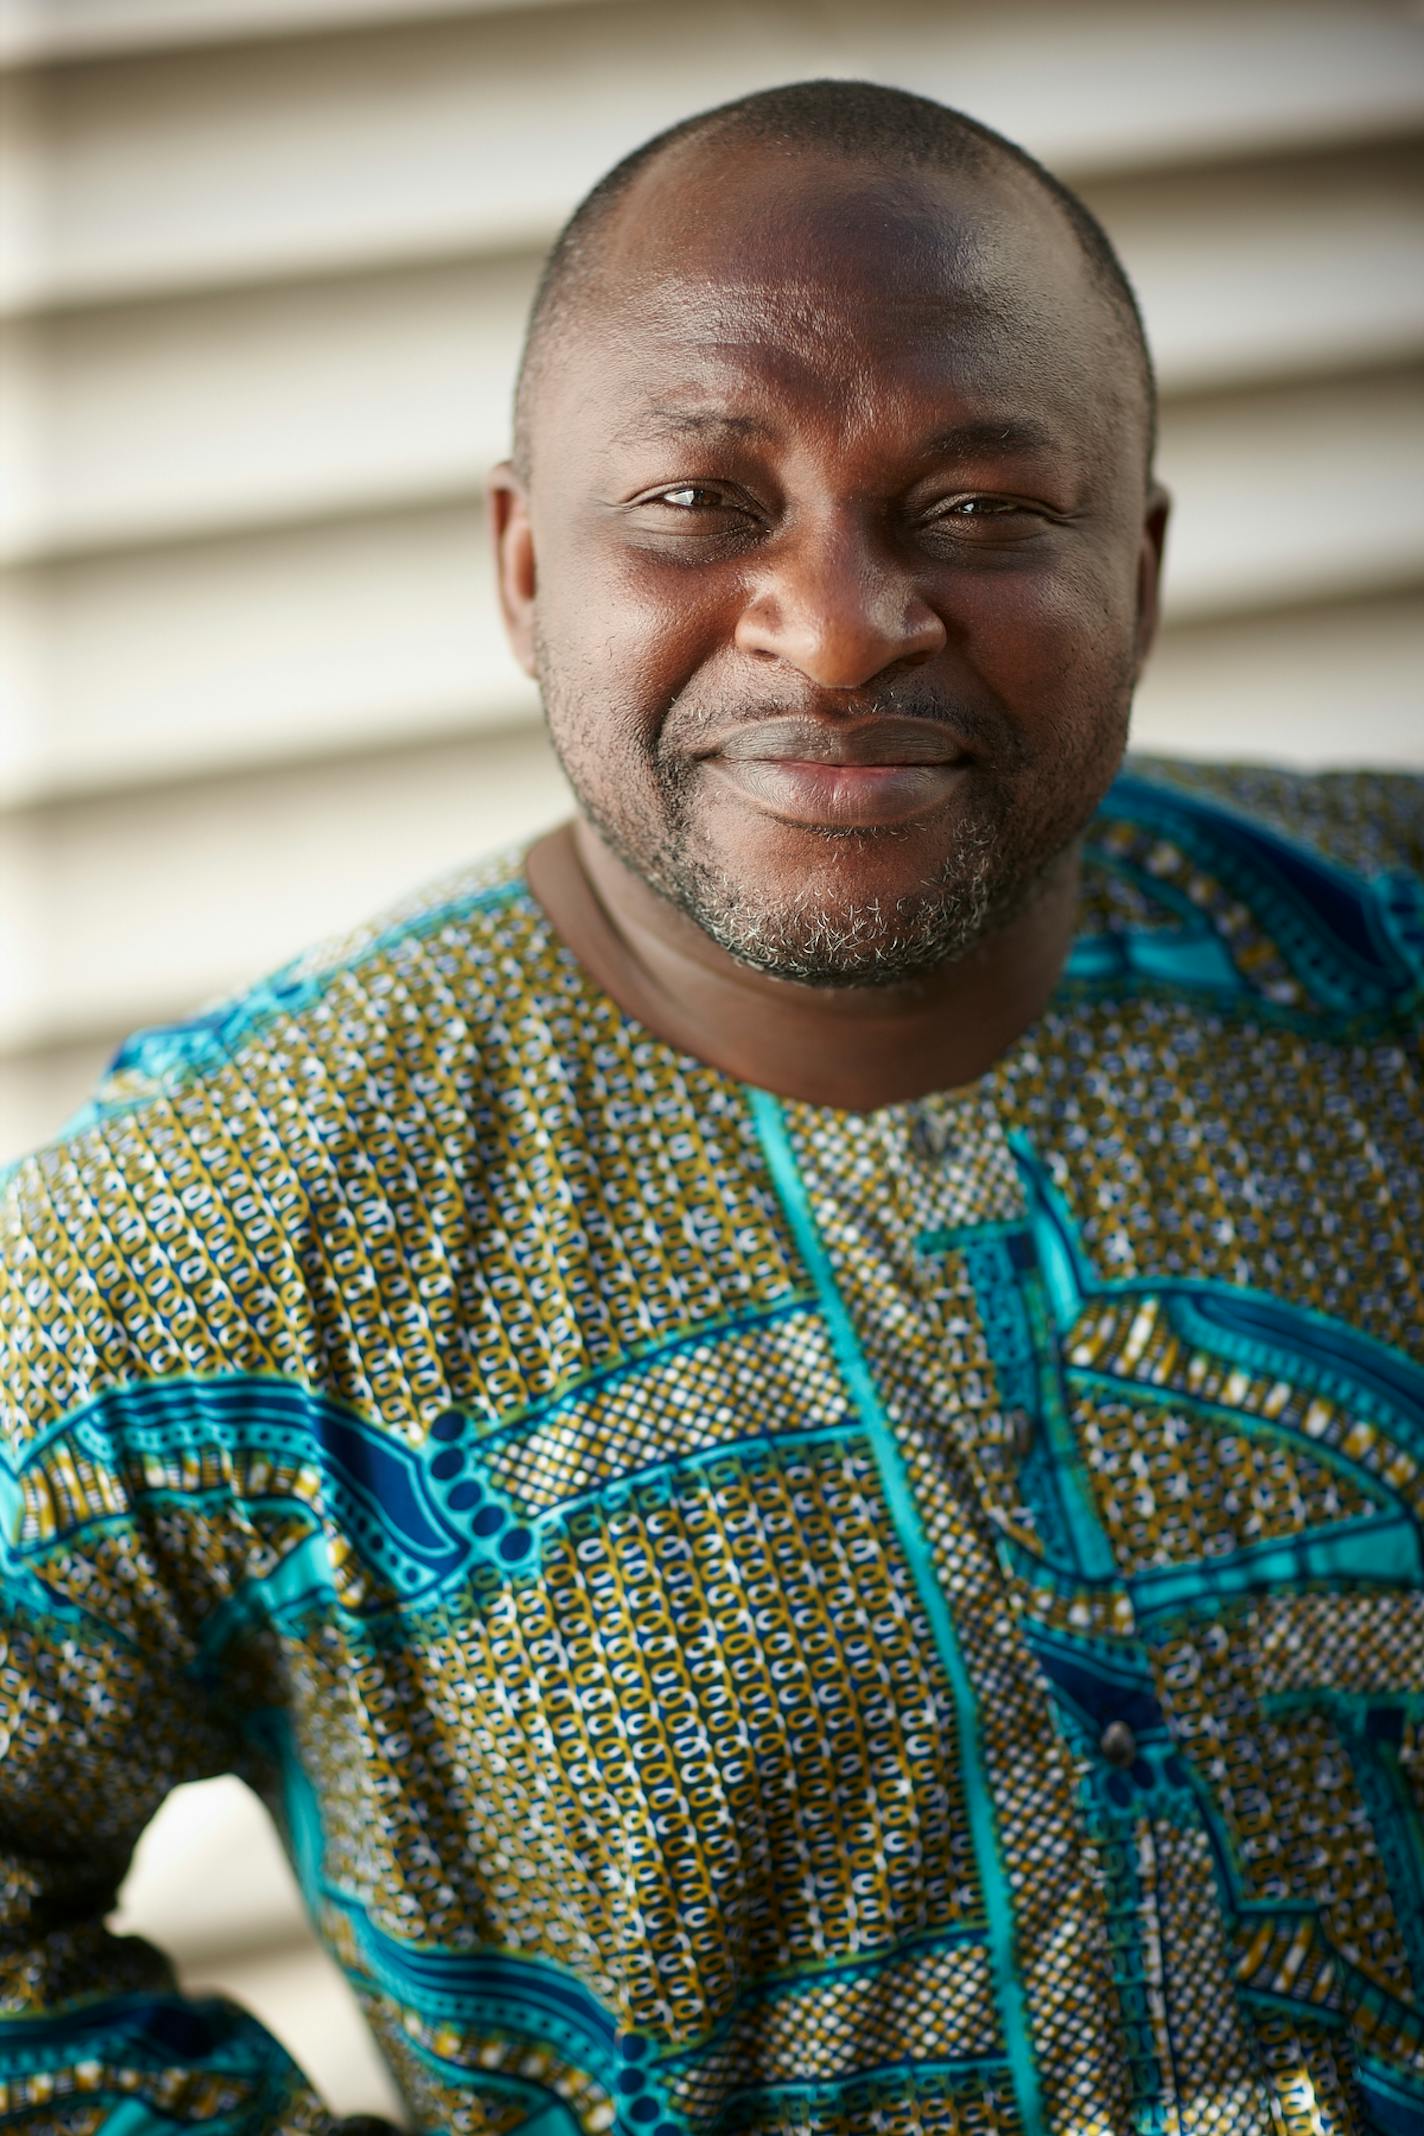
[
  {"x1": 622, "y1": 480, "x2": 763, "y2": 546},
  {"x1": 647, "y1": 482, "x2": 751, "y2": 515},
  {"x1": 943, "y1": 495, "x2": 1027, "y2": 518},
  {"x1": 919, "y1": 494, "x2": 1048, "y2": 544}
]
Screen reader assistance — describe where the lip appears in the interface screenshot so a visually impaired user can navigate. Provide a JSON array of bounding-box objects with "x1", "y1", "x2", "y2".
[
  {"x1": 705, "y1": 755, "x2": 968, "y2": 828},
  {"x1": 698, "y1": 716, "x2": 969, "y2": 827},
  {"x1": 707, "y1": 716, "x2": 966, "y2": 767}
]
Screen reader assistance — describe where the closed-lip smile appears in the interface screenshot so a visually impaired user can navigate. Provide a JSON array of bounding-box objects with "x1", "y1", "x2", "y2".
[
  {"x1": 704, "y1": 716, "x2": 968, "y2": 767},
  {"x1": 697, "y1": 717, "x2": 970, "y2": 828}
]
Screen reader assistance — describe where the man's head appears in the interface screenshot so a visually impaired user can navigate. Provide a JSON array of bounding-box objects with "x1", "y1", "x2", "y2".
[{"x1": 492, "y1": 80, "x2": 1169, "y2": 989}]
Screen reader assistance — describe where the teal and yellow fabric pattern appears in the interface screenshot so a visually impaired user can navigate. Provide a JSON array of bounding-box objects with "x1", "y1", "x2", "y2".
[{"x1": 2, "y1": 760, "x2": 1422, "y2": 2135}]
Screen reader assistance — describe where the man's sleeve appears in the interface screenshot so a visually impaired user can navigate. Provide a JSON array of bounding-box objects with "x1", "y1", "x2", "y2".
[{"x1": 0, "y1": 1145, "x2": 349, "y2": 2135}]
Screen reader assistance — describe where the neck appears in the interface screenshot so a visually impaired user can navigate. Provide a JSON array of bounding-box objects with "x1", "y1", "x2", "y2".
[{"x1": 524, "y1": 818, "x2": 1082, "y2": 1111}]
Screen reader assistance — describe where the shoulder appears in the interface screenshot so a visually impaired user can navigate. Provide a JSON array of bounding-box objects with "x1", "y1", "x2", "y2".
[
  {"x1": 1075, "y1": 755, "x2": 1424, "y2": 1032},
  {"x1": 5, "y1": 842, "x2": 543, "y2": 1183},
  {"x1": 0, "y1": 842, "x2": 550, "y2": 1444},
  {"x1": 1118, "y1": 753, "x2": 1424, "y2": 880}
]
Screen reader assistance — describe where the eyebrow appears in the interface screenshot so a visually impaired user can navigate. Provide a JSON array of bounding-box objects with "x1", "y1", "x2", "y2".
[
  {"x1": 612, "y1": 408, "x2": 1065, "y2": 459},
  {"x1": 616, "y1": 407, "x2": 778, "y2": 447},
  {"x1": 921, "y1": 418, "x2": 1062, "y2": 460}
]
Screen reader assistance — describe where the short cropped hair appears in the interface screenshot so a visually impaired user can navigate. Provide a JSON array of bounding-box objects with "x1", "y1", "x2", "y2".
[{"x1": 513, "y1": 78, "x2": 1157, "y2": 476}]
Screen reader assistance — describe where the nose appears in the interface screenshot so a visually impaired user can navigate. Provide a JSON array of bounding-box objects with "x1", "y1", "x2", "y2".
[{"x1": 733, "y1": 511, "x2": 946, "y2": 688}]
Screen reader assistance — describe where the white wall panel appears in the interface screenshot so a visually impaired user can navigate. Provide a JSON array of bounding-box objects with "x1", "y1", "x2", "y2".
[
  {"x1": 1133, "y1": 590, "x2": 1424, "y2": 767},
  {"x1": 0, "y1": 255, "x2": 538, "y2": 558},
  {"x1": 0, "y1": 73, "x2": 44, "y2": 311},
  {"x1": 0, "y1": 1032, "x2": 115, "y2": 1159},
  {"x1": 0, "y1": 1, "x2": 809, "y2": 309},
  {"x1": 6, "y1": 0, "x2": 1421, "y2": 312},
  {"x1": 1, "y1": 722, "x2": 567, "y2": 1054},
  {"x1": 0, "y1": 507, "x2": 532, "y2": 804},
  {"x1": 0, "y1": 317, "x2": 45, "y2": 559},
  {"x1": 1088, "y1": 144, "x2": 1424, "y2": 392},
  {"x1": 181, "y1": 1933, "x2": 407, "y2": 2125},
  {"x1": 1156, "y1": 368, "x2": 1424, "y2": 614},
  {"x1": 110, "y1": 1778, "x2": 403, "y2": 2124},
  {"x1": 0, "y1": 0, "x2": 613, "y2": 66},
  {"x1": 824, "y1": 0, "x2": 1424, "y2": 170}
]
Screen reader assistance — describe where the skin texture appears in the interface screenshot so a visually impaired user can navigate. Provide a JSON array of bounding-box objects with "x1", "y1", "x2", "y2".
[{"x1": 491, "y1": 137, "x2": 1169, "y2": 1109}]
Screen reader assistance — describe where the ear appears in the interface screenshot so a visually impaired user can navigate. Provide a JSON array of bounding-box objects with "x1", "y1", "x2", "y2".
[
  {"x1": 1132, "y1": 482, "x2": 1171, "y2": 678},
  {"x1": 488, "y1": 460, "x2": 538, "y2": 678}
]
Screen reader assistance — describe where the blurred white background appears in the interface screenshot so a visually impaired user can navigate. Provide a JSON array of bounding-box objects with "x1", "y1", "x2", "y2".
[{"x1": 2, "y1": 0, "x2": 1422, "y2": 2123}]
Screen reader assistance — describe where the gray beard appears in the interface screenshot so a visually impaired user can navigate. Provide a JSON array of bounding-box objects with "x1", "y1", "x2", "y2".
[
  {"x1": 561, "y1": 738, "x2": 1021, "y2": 987},
  {"x1": 537, "y1": 628, "x2": 1126, "y2": 990},
  {"x1": 629, "y1": 806, "x2": 1008, "y2": 988}
]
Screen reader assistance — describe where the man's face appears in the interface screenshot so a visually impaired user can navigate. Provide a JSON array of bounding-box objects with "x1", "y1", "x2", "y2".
[{"x1": 500, "y1": 143, "x2": 1166, "y2": 987}]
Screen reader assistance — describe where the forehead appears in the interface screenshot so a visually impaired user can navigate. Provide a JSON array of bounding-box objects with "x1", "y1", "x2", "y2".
[{"x1": 539, "y1": 143, "x2": 1133, "y2": 456}]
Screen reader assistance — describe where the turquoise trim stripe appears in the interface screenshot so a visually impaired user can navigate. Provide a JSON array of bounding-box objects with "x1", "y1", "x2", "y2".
[
  {"x1": 745, "y1": 1086, "x2": 1047, "y2": 2136},
  {"x1": 1020, "y1": 1271, "x2": 1119, "y2": 1581},
  {"x1": 95, "y1": 2104, "x2": 259, "y2": 2136},
  {"x1": 659, "y1": 1919, "x2": 995, "y2": 2065},
  {"x1": 1355, "y1": 2051, "x2": 1424, "y2": 2133},
  {"x1": 41, "y1": 879, "x2": 527, "y2": 1147},
  {"x1": 197, "y1": 1529, "x2": 333, "y2": 1661},
  {"x1": 12, "y1": 1295, "x2": 814, "y2": 1478},
  {"x1": 360, "y1": 875, "x2": 523, "y2": 967},
  {"x1": 514, "y1": 2104, "x2": 587, "y2": 2136},
  {"x1": 915, "y1": 1217, "x2": 1025, "y2": 1254},
  {"x1": 1066, "y1": 1368, "x2": 1398, "y2": 1505},
  {"x1": 1128, "y1": 1513, "x2": 1420, "y2": 1625},
  {"x1": 702, "y1": 2053, "x2": 1013, "y2": 2118},
  {"x1": 392, "y1": 2026, "x2": 583, "y2": 2128},
  {"x1": 93, "y1": 2106, "x2": 259, "y2": 2136}
]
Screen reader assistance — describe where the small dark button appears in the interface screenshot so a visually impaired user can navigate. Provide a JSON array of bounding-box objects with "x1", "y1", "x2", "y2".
[
  {"x1": 1100, "y1": 1720, "x2": 1138, "y2": 1768},
  {"x1": 911, "y1": 1108, "x2": 959, "y2": 1160}
]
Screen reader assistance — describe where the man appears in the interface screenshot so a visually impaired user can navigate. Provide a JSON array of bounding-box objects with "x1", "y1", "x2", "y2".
[{"x1": 2, "y1": 76, "x2": 1421, "y2": 2136}]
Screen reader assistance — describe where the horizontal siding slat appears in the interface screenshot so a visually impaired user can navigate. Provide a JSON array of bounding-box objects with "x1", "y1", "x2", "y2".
[
  {"x1": 1088, "y1": 144, "x2": 1424, "y2": 394},
  {"x1": 0, "y1": 507, "x2": 535, "y2": 805},
  {"x1": 0, "y1": 1, "x2": 812, "y2": 311},
  {"x1": 1154, "y1": 367, "x2": 1424, "y2": 614},
  {"x1": 1131, "y1": 588, "x2": 1424, "y2": 767},
  {"x1": 0, "y1": 255, "x2": 539, "y2": 560},
  {"x1": 0, "y1": 723, "x2": 569, "y2": 1056},
  {"x1": 1, "y1": 1033, "x2": 121, "y2": 1159},
  {"x1": 4, "y1": 0, "x2": 1421, "y2": 313},
  {"x1": 0, "y1": 0, "x2": 617, "y2": 68}
]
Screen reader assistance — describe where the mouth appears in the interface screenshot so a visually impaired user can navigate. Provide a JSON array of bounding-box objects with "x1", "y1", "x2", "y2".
[
  {"x1": 697, "y1": 716, "x2": 971, "y2": 828},
  {"x1": 707, "y1": 715, "x2": 967, "y2": 768}
]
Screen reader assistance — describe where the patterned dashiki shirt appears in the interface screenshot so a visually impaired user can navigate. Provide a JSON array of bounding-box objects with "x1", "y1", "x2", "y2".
[{"x1": 1, "y1": 756, "x2": 1422, "y2": 2136}]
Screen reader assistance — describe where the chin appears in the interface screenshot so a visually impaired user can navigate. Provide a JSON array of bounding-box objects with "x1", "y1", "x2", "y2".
[{"x1": 668, "y1": 860, "x2": 1003, "y2": 989}]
